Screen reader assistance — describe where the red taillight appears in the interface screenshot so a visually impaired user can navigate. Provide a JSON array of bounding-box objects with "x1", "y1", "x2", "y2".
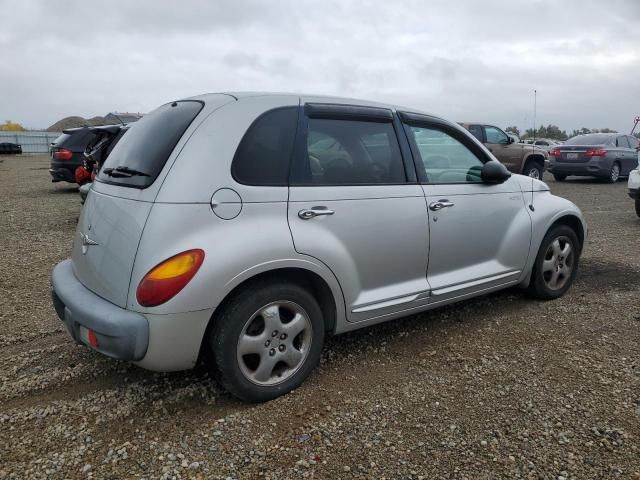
[
  {"x1": 585, "y1": 148, "x2": 607, "y2": 157},
  {"x1": 549, "y1": 148, "x2": 561, "y2": 157},
  {"x1": 54, "y1": 148, "x2": 73, "y2": 160},
  {"x1": 136, "y1": 249, "x2": 205, "y2": 307}
]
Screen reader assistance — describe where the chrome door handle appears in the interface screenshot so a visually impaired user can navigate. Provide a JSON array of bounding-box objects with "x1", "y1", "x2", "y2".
[
  {"x1": 429, "y1": 200, "x2": 455, "y2": 211},
  {"x1": 298, "y1": 207, "x2": 335, "y2": 220}
]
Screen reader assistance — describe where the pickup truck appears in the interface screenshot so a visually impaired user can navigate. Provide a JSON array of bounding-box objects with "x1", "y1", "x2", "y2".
[{"x1": 460, "y1": 123, "x2": 549, "y2": 179}]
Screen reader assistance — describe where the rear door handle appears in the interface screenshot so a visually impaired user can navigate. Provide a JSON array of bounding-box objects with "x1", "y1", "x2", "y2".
[
  {"x1": 298, "y1": 207, "x2": 335, "y2": 220},
  {"x1": 429, "y1": 200, "x2": 455, "y2": 211}
]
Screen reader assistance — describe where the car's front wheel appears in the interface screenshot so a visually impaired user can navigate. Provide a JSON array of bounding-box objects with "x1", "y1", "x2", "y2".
[
  {"x1": 553, "y1": 174, "x2": 567, "y2": 182},
  {"x1": 635, "y1": 198, "x2": 640, "y2": 218},
  {"x1": 527, "y1": 225, "x2": 580, "y2": 300},
  {"x1": 208, "y1": 281, "x2": 325, "y2": 402}
]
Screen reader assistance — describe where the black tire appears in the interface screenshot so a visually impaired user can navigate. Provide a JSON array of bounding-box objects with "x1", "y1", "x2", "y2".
[
  {"x1": 527, "y1": 225, "x2": 580, "y2": 300},
  {"x1": 524, "y1": 161, "x2": 543, "y2": 180},
  {"x1": 553, "y1": 174, "x2": 567, "y2": 182},
  {"x1": 208, "y1": 281, "x2": 325, "y2": 402},
  {"x1": 607, "y1": 162, "x2": 621, "y2": 183},
  {"x1": 635, "y1": 198, "x2": 640, "y2": 218}
]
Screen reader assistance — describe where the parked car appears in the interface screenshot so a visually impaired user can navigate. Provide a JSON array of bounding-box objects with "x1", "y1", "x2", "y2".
[
  {"x1": 459, "y1": 123, "x2": 549, "y2": 179},
  {"x1": 79, "y1": 124, "x2": 130, "y2": 203},
  {"x1": 0, "y1": 142, "x2": 22, "y2": 154},
  {"x1": 51, "y1": 93, "x2": 586, "y2": 402},
  {"x1": 530, "y1": 138, "x2": 561, "y2": 151},
  {"x1": 628, "y1": 166, "x2": 640, "y2": 217},
  {"x1": 548, "y1": 133, "x2": 640, "y2": 182},
  {"x1": 49, "y1": 127, "x2": 98, "y2": 183}
]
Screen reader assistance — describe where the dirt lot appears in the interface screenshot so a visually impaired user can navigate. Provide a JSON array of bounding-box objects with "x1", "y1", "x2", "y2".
[{"x1": 1, "y1": 154, "x2": 639, "y2": 479}]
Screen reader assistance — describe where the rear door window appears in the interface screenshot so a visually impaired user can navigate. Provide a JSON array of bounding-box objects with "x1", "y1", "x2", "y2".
[
  {"x1": 627, "y1": 136, "x2": 639, "y2": 150},
  {"x1": 467, "y1": 125, "x2": 483, "y2": 142},
  {"x1": 295, "y1": 118, "x2": 406, "y2": 185},
  {"x1": 617, "y1": 136, "x2": 630, "y2": 148},
  {"x1": 97, "y1": 100, "x2": 203, "y2": 188}
]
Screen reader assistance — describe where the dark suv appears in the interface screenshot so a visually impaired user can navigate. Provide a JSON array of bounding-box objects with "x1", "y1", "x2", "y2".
[{"x1": 49, "y1": 127, "x2": 98, "y2": 183}]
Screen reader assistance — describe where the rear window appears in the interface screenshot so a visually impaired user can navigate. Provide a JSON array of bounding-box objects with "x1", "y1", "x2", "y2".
[
  {"x1": 55, "y1": 130, "x2": 95, "y2": 149},
  {"x1": 97, "y1": 100, "x2": 203, "y2": 188},
  {"x1": 565, "y1": 134, "x2": 614, "y2": 146}
]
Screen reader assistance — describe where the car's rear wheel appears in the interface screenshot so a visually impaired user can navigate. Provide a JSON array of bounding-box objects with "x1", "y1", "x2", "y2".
[
  {"x1": 635, "y1": 198, "x2": 640, "y2": 218},
  {"x1": 607, "y1": 162, "x2": 621, "y2": 183},
  {"x1": 524, "y1": 161, "x2": 543, "y2": 180},
  {"x1": 527, "y1": 225, "x2": 580, "y2": 300},
  {"x1": 208, "y1": 281, "x2": 325, "y2": 402},
  {"x1": 553, "y1": 174, "x2": 567, "y2": 182}
]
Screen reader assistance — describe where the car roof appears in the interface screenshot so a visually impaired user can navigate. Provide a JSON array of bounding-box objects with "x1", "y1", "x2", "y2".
[{"x1": 184, "y1": 91, "x2": 435, "y2": 117}]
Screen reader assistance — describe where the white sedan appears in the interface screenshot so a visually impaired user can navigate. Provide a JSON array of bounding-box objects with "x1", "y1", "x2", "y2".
[{"x1": 628, "y1": 167, "x2": 640, "y2": 217}]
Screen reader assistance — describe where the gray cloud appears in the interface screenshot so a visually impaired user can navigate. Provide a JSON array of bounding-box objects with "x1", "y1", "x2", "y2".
[{"x1": 1, "y1": 0, "x2": 639, "y2": 133}]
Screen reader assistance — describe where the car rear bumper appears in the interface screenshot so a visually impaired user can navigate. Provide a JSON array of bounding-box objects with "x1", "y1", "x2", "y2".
[
  {"x1": 49, "y1": 167, "x2": 76, "y2": 183},
  {"x1": 51, "y1": 259, "x2": 149, "y2": 361},
  {"x1": 51, "y1": 259, "x2": 211, "y2": 371},
  {"x1": 548, "y1": 158, "x2": 613, "y2": 177}
]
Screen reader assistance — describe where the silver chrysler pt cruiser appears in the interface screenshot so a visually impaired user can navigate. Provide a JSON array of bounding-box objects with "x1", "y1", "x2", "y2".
[{"x1": 51, "y1": 93, "x2": 586, "y2": 402}]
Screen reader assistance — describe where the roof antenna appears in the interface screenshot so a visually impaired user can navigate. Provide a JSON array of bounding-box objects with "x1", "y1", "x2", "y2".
[{"x1": 529, "y1": 89, "x2": 537, "y2": 212}]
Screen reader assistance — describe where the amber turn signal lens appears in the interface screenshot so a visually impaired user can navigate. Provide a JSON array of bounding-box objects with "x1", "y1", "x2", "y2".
[{"x1": 136, "y1": 249, "x2": 205, "y2": 307}]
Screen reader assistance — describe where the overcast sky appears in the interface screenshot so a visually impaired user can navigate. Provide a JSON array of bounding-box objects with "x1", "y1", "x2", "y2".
[{"x1": 1, "y1": 0, "x2": 639, "y2": 132}]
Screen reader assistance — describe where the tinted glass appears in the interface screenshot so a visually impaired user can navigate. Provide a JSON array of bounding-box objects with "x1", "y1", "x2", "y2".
[
  {"x1": 98, "y1": 101, "x2": 203, "y2": 188},
  {"x1": 467, "y1": 125, "x2": 483, "y2": 141},
  {"x1": 627, "y1": 136, "x2": 639, "y2": 149},
  {"x1": 52, "y1": 133, "x2": 71, "y2": 146},
  {"x1": 299, "y1": 119, "x2": 405, "y2": 185},
  {"x1": 617, "y1": 136, "x2": 630, "y2": 148},
  {"x1": 231, "y1": 107, "x2": 298, "y2": 186},
  {"x1": 565, "y1": 134, "x2": 614, "y2": 146},
  {"x1": 484, "y1": 126, "x2": 509, "y2": 144},
  {"x1": 407, "y1": 126, "x2": 483, "y2": 183}
]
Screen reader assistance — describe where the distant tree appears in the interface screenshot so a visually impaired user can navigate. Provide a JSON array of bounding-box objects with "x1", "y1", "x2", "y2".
[
  {"x1": 505, "y1": 125, "x2": 520, "y2": 137},
  {"x1": 634, "y1": 132, "x2": 640, "y2": 139},
  {"x1": 0, "y1": 120, "x2": 26, "y2": 132},
  {"x1": 592, "y1": 128, "x2": 617, "y2": 133},
  {"x1": 522, "y1": 124, "x2": 567, "y2": 140}
]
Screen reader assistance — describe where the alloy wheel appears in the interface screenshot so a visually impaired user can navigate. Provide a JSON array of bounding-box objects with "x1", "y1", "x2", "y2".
[
  {"x1": 528, "y1": 167, "x2": 540, "y2": 179},
  {"x1": 542, "y1": 236, "x2": 574, "y2": 291},
  {"x1": 236, "y1": 301, "x2": 312, "y2": 386}
]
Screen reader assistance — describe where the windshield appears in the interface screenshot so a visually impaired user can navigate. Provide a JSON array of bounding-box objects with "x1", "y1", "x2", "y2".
[
  {"x1": 97, "y1": 100, "x2": 203, "y2": 188},
  {"x1": 564, "y1": 134, "x2": 613, "y2": 146}
]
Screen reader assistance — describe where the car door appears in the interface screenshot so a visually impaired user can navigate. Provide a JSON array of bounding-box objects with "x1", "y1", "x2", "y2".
[
  {"x1": 484, "y1": 125, "x2": 521, "y2": 172},
  {"x1": 400, "y1": 113, "x2": 532, "y2": 304},
  {"x1": 288, "y1": 104, "x2": 430, "y2": 323},
  {"x1": 617, "y1": 135, "x2": 635, "y2": 175}
]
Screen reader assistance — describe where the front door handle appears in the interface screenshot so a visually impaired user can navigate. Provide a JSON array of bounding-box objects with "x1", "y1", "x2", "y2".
[
  {"x1": 298, "y1": 207, "x2": 335, "y2": 220},
  {"x1": 429, "y1": 200, "x2": 455, "y2": 211}
]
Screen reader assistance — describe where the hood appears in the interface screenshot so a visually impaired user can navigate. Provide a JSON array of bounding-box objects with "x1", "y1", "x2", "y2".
[{"x1": 512, "y1": 174, "x2": 550, "y2": 192}]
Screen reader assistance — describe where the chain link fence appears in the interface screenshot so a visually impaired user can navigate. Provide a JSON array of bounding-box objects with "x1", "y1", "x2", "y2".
[{"x1": 0, "y1": 131, "x2": 62, "y2": 155}]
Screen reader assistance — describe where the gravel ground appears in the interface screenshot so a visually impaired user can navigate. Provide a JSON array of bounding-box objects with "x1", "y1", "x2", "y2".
[{"x1": 1, "y1": 155, "x2": 639, "y2": 479}]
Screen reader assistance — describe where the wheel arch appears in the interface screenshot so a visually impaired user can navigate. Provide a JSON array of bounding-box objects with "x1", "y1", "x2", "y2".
[
  {"x1": 548, "y1": 214, "x2": 585, "y2": 253},
  {"x1": 522, "y1": 153, "x2": 545, "y2": 173},
  {"x1": 198, "y1": 262, "x2": 345, "y2": 363}
]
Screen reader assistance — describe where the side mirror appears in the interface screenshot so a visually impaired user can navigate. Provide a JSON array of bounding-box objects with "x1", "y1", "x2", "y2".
[
  {"x1": 506, "y1": 136, "x2": 514, "y2": 144},
  {"x1": 481, "y1": 160, "x2": 511, "y2": 184}
]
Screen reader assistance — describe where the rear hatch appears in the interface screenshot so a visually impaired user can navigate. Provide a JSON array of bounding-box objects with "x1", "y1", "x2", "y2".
[{"x1": 70, "y1": 100, "x2": 206, "y2": 308}]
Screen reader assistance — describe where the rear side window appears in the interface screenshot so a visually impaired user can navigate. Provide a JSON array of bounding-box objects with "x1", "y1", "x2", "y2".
[
  {"x1": 628, "y1": 136, "x2": 639, "y2": 149},
  {"x1": 295, "y1": 119, "x2": 406, "y2": 185},
  {"x1": 617, "y1": 136, "x2": 630, "y2": 148},
  {"x1": 98, "y1": 101, "x2": 203, "y2": 188},
  {"x1": 231, "y1": 107, "x2": 298, "y2": 186}
]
